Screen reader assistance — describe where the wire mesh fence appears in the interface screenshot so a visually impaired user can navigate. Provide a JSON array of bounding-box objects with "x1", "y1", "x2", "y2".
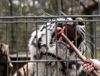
[{"x1": 0, "y1": 16, "x2": 100, "y2": 76}]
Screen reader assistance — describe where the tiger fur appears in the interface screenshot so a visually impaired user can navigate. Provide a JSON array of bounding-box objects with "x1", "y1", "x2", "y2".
[
  {"x1": 13, "y1": 17, "x2": 87, "y2": 76},
  {"x1": 0, "y1": 43, "x2": 13, "y2": 76}
]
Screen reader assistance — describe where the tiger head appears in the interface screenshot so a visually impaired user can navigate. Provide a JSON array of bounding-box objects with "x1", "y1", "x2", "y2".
[
  {"x1": 52, "y1": 17, "x2": 86, "y2": 47},
  {"x1": 28, "y1": 17, "x2": 86, "y2": 59}
]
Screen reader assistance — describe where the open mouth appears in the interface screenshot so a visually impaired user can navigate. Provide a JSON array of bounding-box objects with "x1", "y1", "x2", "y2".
[{"x1": 52, "y1": 25, "x2": 77, "y2": 43}]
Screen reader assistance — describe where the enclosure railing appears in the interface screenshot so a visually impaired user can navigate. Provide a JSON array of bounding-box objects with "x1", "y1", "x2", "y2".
[{"x1": 0, "y1": 15, "x2": 100, "y2": 76}]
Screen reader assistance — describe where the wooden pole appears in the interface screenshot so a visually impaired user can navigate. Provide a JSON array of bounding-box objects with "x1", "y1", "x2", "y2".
[{"x1": 61, "y1": 33, "x2": 98, "y2": 76}]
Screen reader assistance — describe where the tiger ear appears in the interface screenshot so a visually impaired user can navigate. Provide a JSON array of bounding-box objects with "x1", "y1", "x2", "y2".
[
  {"x1": 76, "y1": 17, "x2": 85, "y2": 25},
  {"x1": 1, "y1": 43, "x2": 9, "y2": 55}
]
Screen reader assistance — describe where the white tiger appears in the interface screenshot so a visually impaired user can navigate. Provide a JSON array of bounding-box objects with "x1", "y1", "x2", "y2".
[{"x1": 13, "y1": 17, "x2": 87, "y2": 76}]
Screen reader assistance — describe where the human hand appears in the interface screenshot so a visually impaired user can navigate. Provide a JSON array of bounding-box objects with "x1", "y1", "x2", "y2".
[{"x1": 82, "y1": 59, "x2": 100, "y2": 76}]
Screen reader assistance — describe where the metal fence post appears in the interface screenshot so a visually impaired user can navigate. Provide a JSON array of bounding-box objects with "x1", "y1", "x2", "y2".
[{"x1": 9, "y1": 0, "x2": 16, "y2": 53}]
